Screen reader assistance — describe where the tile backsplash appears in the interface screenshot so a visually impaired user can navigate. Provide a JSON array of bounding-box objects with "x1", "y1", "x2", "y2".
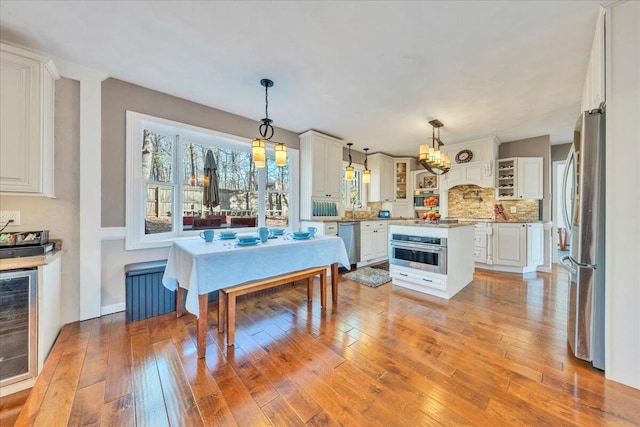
[{"x1": 447, "y1": 185, "x2": 539, "y2": 222}]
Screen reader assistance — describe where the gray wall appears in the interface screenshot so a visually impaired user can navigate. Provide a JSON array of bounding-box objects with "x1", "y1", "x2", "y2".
[
  {"x1": 101, "y1": 78, "x2": 301, "y2": 227},
  {"x1": 499, "y1": 135, "x2": 551, "y2": 222},
  {"x1": 551, "y1": 143, "x2": 572, "y2": 162},
  {"x1": 0, "y1": 78, "x2": 81, "y2": 324}
]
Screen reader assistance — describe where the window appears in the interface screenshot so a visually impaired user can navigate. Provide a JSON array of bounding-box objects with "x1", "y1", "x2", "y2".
[
  {"x1": 341, "y1": 162, "x2": 367, "y2": 210},
  {"x1": 126, "y1": 111, "x2": 298, "y2": 249}
]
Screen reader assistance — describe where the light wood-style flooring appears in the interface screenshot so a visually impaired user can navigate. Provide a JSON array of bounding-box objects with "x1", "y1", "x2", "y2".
[{"x1": 3, "y1": 267, "x2": 640, "y2": 426}]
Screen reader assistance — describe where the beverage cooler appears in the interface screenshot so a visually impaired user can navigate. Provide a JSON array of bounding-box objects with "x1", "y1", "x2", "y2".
[{"x1": 0, "y1": 269, "x2": 37, "y2": 387}]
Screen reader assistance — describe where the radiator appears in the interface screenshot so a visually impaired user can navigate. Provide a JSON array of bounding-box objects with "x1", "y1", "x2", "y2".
[{"x1": 125, "y1": 260, "x2": 216, "y2": 323}]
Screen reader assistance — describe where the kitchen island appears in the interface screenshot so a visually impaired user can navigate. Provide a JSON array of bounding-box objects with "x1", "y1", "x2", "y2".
[{"x1": 388, "y1": 221, "x2": 474, "y2": 299}]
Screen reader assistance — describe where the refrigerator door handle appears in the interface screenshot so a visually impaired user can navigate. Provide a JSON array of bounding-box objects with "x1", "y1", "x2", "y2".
[
  {"x1": 560, "y1": 255, "x2": 576, "y2": 274},
  {"x1": 564, "y1": 254, "x2": 597, "y2": 270},
  {"x1": 562, "y1": 149, "x2": 575, "y2": 232}
]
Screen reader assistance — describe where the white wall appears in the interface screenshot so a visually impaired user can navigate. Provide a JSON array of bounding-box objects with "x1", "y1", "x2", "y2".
[{"x1": 605, "y1": 0, "x2": 640, "y2": 390}]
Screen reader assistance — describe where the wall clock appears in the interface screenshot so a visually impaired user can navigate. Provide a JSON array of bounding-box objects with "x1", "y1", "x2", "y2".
[{"x1": 455, "y1": 149, "x2": 473, "y2": 164}]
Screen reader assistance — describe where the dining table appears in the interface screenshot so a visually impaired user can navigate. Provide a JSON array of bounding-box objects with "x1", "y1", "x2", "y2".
[{"x1": 162, "y1": 233, "x2": 350, "y2": 357}]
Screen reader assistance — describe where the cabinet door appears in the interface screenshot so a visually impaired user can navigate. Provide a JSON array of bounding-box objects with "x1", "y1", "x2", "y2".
[
  {"x1": 526, "y1": 224, "x2": 544, "y2": 267},
  {"x1": 518, "y1": 158, "x2": 543, "y2": 199},
  {"x1": 493, "y1": 223, "x2": 526, "y2": 266},
  {"x1": 381, "y1": 156, "x2": 395, "y2": 201},
  {"x1": 324, "y1": 139, "x2": 343, "y2": 198},
  {"x1": 394, "y1": 160, "x2": 409, "y2": 201},
  {"x1": 1, "y1": 49, "x2": 57, "y2": 197},
  {"x1": 310, "y1": 140, "x2": 328, "y2": 198},
  {"x1": 374, "y1": 225, "x2": 389, "y2": 259},
  {"x1": 360, "y1": 229, "x2": 376, "y2": 261}
]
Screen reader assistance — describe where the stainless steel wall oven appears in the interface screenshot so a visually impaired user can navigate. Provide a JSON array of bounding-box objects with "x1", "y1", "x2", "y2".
[{"x1": 389, "y1": 234, "x2": 447, "y2": 274}]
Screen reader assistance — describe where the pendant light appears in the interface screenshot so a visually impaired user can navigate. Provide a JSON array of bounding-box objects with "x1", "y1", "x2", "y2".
[
  {"x1": 345, "y1": 143, "x2": 355, "y2": 181},
  {"x1": 419, "y1": 119, "x2": 451, "y2": 175},
  {"x1": 252, "y1": 78, "x2": 287, "y2": 168},
  {"x1": 363, "y1": 148, "x2": 371, "y2": 184}
]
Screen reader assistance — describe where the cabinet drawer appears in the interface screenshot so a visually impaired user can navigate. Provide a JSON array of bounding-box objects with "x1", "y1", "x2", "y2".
[
  {"x1": 474, "y1": 223, "x2": 487, "y2": 232},
  {"x1": 474, "y1": 247, "x2": 487, "y2": 263},
  {"x1": 391, "y1": 269, "x2": 445, "y2": 291},
  {"x1": 324, "y1": 222, "x2": 338, "y2": 235},
  {"x1": 361, "y1": 221, "x2": 387, "y2": 230},
  {"x1": 474, "y1": 233, "x2": 487, "y2": 247}
]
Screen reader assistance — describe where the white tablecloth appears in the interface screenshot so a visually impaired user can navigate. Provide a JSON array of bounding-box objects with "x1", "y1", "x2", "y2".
[{"x1": 162, "y1": 234, "x2": 350, "y2": 315}]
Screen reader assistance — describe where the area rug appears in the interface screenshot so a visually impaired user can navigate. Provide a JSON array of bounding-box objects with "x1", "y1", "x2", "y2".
[{"x1": 343, "y1": 267, "x2": 391, "y2": 288}]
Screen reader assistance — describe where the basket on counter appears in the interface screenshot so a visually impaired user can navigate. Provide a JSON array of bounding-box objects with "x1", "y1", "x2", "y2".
[{"x1": 0, "y1": 230, "x2": 49, "y2": 247}]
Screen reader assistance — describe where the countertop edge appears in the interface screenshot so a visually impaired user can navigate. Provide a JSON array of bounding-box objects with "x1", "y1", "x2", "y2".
[{"x1": 0, "y1": 249, "x2": 65, "y2": 271}]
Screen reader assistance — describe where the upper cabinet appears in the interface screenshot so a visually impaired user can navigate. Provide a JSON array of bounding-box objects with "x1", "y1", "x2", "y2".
[
  {"x1": 581, "y1": 8, "x2": 606, "y2": 112},
  {"x1": 393, "y1": 158, "x2": 414, "y2": 202},
  {"x1": 300, "y1": 130, "x2": 344, "y2": 218},
  {"x1": 440, "y1": 136, "x2": 499, "y2": 189},
  {"x1": 496, "y1": 157, "x2": 543, "y2": 200},
  {"x1": 368, "y1": 153, "x2": 394, "y2": 202},
  {"x1": 0, "y1": 43, "x2": 60, "y2": 197}
]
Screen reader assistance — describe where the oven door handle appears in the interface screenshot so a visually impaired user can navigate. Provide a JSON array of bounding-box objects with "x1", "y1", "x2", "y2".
[{"x1": 390, "y1": 242, "x2": 445, "y2": 252}]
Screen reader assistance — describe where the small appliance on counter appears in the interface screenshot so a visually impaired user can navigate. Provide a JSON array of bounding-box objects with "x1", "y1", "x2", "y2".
[
  {"x1": 378, "y1": 210, "x2": 390, "y2": 218},
  {"x1": 0, "y1": 230, "x2": 54, "y2": 259}
]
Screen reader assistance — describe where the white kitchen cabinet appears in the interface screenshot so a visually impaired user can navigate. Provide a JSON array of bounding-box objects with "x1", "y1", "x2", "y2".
[
  {"x1": 368, "y1": 153, "x2": 394, "y2": 202},
  {"x1": 492, "y1": 222, "x2": 543, "y2": 271},
  {"x1": 300, "y1": 131, "x2": 344, "y2": 219},
  {"x1": 526, "y1": 223, "x2": 544, "y2": 267},
  {"x1": 0, "y1": 43, "x2": 59, "y2": 197},
  {"x1": 38, "y1": 256, "x2": 62, "y2": 371},
  {"x1": 300, "y1": 220, "x2": 338, "y2": 236},
  {"x1": 496, "y1": 157, "x2": 543, "y2": 200},
  {"x1": 473, "y1": 222, "x2": 488, "y2": 263},
  {"x1": 358, "y1": 220, "x2": 388, "y2": 266},
  {"x1": 581, "y1": 8, "x2": 606, "y2": 112}
]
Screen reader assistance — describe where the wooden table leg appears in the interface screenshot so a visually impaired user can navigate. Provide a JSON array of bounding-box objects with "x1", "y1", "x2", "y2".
[
  {"x1": 331, "y1": 263, "x2": 339, "y2": 304},
  {"x1": 226, "y1": 293, "x2": 236, "y2": 347},
  {"x1": 307, "y1": 276, "x2": 313, "y2": 302},
  {"x1": 217, "y1": 290, "x2": 226, "y2": 333},
  {"x1": 320, "y1": 269, "x2": 327, "y2": 308},
  {"x1": 176, "y1": 287, "x2": 185, "y2": 317},
  {"x1": 196, "y1": 294, "x2": 208, "y2": 359}
]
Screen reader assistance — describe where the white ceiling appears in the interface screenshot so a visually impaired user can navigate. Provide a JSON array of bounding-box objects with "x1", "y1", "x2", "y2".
[{"x1": 0, "y1": 1, "x2": 601, "y2": 155}]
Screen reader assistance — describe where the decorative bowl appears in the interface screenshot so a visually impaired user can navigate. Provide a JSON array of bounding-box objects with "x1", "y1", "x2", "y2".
[
  {"x1": 270, "y1": 228, "x2": 285, "y2": 235},
  {"x1": 292, "y1": 231, "x2": 311, "y2": 239}
]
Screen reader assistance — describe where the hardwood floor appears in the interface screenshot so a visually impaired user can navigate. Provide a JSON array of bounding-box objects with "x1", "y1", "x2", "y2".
[{"x1": 4, "y1": 267, "x2": 640, "y2": 426}]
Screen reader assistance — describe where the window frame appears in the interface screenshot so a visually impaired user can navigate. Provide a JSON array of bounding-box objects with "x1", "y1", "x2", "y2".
[
  {"x1": 341, "y1": 161, "x2": 368, "y2": 212},
  {"x1": 125, "y1": 111, "x2": 299, "y2": 250}
]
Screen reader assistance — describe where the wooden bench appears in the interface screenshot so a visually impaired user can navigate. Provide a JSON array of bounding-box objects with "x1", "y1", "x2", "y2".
[
  {"x1": 176, "y1": 263, "x2": 340, "y2": 357},
  {"x1": 217, "y1": 266, "x2": 328, "y2": 346}
]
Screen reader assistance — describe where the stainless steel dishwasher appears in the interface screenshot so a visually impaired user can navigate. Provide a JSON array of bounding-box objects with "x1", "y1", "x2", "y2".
[{"x1": 338, "y1": 222, "x2": 360, "y2": 269}]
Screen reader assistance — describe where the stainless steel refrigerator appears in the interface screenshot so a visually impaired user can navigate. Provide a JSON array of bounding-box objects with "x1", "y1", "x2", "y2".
[{"x1": 561, "y1": 109, "x2": 606, "y2": 370}]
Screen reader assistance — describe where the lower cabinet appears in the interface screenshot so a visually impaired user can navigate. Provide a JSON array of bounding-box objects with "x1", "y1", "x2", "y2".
[
  {"x1": 359, "y1": 221, "x2": 388, "y2": 266},
  {"x1": 491, "y1": 222, "x2": 543, "y2": 272},
  {"x1": 300, "y1": 220, "x2": 338, "y2": 236}
]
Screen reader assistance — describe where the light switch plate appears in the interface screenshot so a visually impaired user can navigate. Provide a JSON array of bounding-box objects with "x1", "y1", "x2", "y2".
[
  {"x1": 0, "y1": 211, "x2": 21, "y2": 226},
  {"x1": 510, "y1": 207, "x2": 517, "y2": 214}
]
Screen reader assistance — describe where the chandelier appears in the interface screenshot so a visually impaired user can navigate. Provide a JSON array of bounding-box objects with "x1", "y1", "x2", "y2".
[
  {"x1": 419, "y1": 119, "x2": 451, "y2": 175},
  {"x1": 252, "y1": 78, "x2": 287, "y2": 168},
  {"x1": 345, "y1": 143, "x2": 355, "y2": 181},
  {"x1": 363, "y1": 147, "x2": 371, "y2": 183}
]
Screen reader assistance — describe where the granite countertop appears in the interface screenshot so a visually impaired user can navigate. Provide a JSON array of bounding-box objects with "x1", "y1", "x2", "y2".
[
  {"x1": 304, "y1": 217, "x2": 412, "y2": 222},
  {"x1": 0, "y1": 248, "x2": 65, "y2": 271},
  {"x1": 388, "y1": 220, "x2": 474, "y2": 228}
]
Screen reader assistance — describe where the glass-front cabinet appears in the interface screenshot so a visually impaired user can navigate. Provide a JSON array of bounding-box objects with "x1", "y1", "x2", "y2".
[
  {"x1": 412, "y1": 170, "x2": 439, "y2": 218},
  {"x1": 394, "y1": 158, "x2": 416, "y2": 202}
]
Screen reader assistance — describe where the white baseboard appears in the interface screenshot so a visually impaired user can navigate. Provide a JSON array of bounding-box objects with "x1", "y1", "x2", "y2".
[
  {"x1": 101, "y1": 302, "x2": 125, "y2": 316},
  {"x1": 101, "y1": 227, "x2": 126, "y2": 241}
]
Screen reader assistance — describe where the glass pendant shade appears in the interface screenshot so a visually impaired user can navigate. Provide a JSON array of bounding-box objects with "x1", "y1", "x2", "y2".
[
  {"x1": 252, "y1": 139, "x2": 266, "y2": 168},
  {"x1": 345, "y1": 165, "x2": 355, "y2": 181},
  {"x1": 275, "y1": 143, "x2": 287, "y2": 166},
  {"x1": 363, "y1": 169, "x2": 371, "y2": 183}
]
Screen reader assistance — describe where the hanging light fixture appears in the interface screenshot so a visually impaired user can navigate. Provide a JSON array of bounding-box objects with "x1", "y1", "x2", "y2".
[
  {"x1": 419, "y1": 119, "x2": 451, "y2": 175},
  {"x1": 252, "y1": 78, "x2": 287, "y2": 168},
  {"x1": 363, "y1": 148, "x2": 371, "y2": 184},
  {"x1": 345, "y1": 143, "x2": 355, "y2": 181}
]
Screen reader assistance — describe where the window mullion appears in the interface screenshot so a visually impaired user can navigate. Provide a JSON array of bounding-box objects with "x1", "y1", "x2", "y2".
[{"x1": 174, "y1": 134, "x2": 183, "y2": 235}]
